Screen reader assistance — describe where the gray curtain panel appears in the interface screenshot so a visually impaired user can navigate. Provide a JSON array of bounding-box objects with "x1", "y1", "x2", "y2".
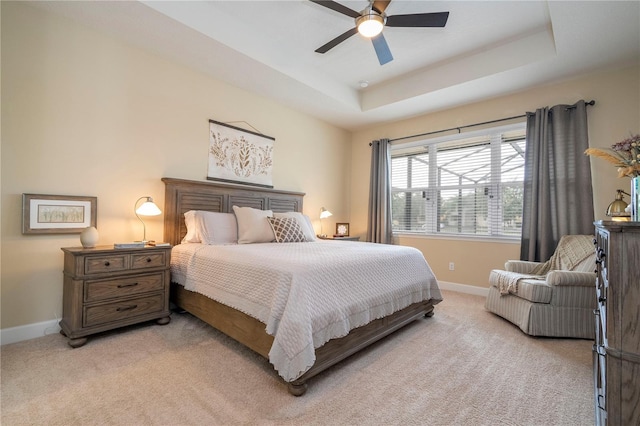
[
  {"x1": 367, "y1": 138, "x2": 393, "y2": 244},
  {"x1": 520, "y1": 100, "x2": 594, "y2": 262}
]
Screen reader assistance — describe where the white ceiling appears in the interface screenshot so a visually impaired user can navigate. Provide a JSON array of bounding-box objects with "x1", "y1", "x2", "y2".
[{"x1": 32, "y1": 1, "x2": 640, "y2": 131}]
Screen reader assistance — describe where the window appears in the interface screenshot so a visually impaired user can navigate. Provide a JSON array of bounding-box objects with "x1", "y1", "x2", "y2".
[{"x1": 391, "y1": 123, "x2": 526, "y2": 238}]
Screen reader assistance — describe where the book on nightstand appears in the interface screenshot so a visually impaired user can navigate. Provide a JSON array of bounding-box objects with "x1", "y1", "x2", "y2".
[{"x1": 148, "y1": 242, "x2": 171, "y2": 247}]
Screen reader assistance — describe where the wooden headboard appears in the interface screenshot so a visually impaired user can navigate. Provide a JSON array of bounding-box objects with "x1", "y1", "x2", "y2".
[{"x1": 162, "y1": 177, "x2": 305, "y2": 246}]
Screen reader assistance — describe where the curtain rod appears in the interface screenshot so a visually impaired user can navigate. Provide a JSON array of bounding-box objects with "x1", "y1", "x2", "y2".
[{"x1": 383, "y1": 100, "x2": 595, "y2": 144}]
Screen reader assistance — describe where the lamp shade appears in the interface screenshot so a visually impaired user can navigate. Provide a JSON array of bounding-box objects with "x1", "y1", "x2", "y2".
[
  {"x1": 134, "y1": 196, "x2": 161, "y2": 243},
  {"x1": 136, "y1": 197, "x2": 161, "y2": 216},
  {"x1": 320, "y1": 207, "x2": 333, "y2": 219},
  {"x1": 606, "y1": 189, "x2": 630, "y2": 221}
]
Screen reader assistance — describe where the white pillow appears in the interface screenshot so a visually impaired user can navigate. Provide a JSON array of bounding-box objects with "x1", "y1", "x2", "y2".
[
  {"x1": 232, "y1": 206, "x2": 274, "y2": 244},
  {"x1": 199, "y1": 211, "x2": 238, "y2": 245},
  {"x1": 182, "y1": 210, "x2": 201, "y2": 243},
  {"x1": 302, "y1": 215, "x2": 316, "y2": 241},
  {"x1": 181, "y1": 211, "x2": 238, "y2": 244},
  {"x1": 274, "y1": 211, "x2": 316, "y2": 241}
]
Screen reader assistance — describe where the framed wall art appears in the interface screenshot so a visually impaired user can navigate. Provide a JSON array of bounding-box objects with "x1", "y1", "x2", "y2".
[
  {"x1": 208, "y1": 119, "x2": 274, "y2": 188},
  {"x1": 22, "y1": 194, "x2": 97, "y2": 234},
  {"x1": 335, "y1": 223, "x2": 350, "y2": 237}
]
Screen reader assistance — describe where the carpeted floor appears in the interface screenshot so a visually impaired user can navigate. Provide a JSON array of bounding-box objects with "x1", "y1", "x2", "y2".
[{"x1": 1, "y1": 290, "x2": 594, "y2": 425}]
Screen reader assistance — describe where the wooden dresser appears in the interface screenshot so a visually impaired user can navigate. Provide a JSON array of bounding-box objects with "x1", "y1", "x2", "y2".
[
  {"x1": 593, "y1": 221, "x2": 640, "y2": 425},
  {"x1": 60, "y1": 245, "x2": 171, "y2": 347}
]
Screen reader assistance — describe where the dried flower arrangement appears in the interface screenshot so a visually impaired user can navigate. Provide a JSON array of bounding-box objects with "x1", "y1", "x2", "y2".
[{"x1": 585, "y1": 134, "x2": 640, "y2": 178}]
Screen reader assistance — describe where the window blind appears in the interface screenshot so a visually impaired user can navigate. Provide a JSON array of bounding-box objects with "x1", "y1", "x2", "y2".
[{"x1": 391, "y1": 124, "x2": 526, "y2": 237}]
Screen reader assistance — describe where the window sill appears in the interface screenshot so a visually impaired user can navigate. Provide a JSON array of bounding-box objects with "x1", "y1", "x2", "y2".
[{"x1": 393, "y1": 232, "x2": 521, "y2": 244}]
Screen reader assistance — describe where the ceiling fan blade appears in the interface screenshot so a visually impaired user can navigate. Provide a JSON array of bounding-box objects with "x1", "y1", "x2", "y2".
[
  {"x1": 308, "y1": 0, "x2": 360, "y2": 18},
  {"x1": 371, "y1": 33, "x2": 393, "y2": 65},
  {"x1": 372, "y1": 0, "x2": 391, "y2": 14},
  {"x1": 386, "y1": 12, "x2": 449, "y2": 28},
  {"x1": 315, "y1": 27, "x2": 359, "y2": 53}
]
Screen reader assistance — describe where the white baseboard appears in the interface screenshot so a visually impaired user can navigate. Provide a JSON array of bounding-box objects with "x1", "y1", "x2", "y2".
[
  {"x1": 0, "y1": 319, "x2": 60, "y2": 346},
  {"x1": 1, "y1": 282, "x2": 486, "y2": 346},
  {"x1": 438, "y1": 281, "x2": 489, "y2": 297}
]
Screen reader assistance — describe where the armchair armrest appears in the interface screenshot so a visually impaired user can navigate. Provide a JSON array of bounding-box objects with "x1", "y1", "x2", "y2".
[
  {"x1": 505, "y1": 260, "x2": 543, "y2": 274},
  {"x1": 546, "y1": 271, "x2": 595, "y2": 287}
]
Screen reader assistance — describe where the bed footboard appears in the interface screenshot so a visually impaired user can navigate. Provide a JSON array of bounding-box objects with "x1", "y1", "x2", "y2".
[
  {"x1": 290, "y1": 299, "x2": 434, "y2": 394},
  {"x1": 172, "y1": 283, "x2": 435, "y2": 396}
]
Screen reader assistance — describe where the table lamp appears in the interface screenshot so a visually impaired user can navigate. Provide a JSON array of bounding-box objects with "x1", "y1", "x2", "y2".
[
  {"x1": 135, "y1": 196, "x2": 161, "y2": 243},
  {"x1": 319, "y1": 207, "x2": 332, "y2": 237},
  {"x1": 606, "y1": 189, "x2": 630, "y2": 222}
]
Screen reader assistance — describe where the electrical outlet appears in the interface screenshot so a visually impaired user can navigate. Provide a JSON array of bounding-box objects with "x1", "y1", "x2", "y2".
[{"x1": 449, "y1": 262, "x2": 455, "y2": 271}]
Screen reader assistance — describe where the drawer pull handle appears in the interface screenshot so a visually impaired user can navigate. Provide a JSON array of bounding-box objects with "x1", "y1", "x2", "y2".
[
  {"x1": 146, "y1": 257, "x2": 152, "y2": 263},
  {"x1": 116, "y1": 305, "x2": 138, "y2": 312},
  {"x1": 104, "y1": 261, "x2": 110, "y2": 267},
  {"x1": 117, "y1": 282, "x2": 138, "y2": 289},
  {"x1": 597, "y1": 394, "x2": 606, "y2": 410}
]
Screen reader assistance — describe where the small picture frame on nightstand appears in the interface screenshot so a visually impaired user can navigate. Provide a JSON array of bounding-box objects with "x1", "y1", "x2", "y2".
[{"x1": 335, "y1": 223, "x2": 349, "y2": 237}]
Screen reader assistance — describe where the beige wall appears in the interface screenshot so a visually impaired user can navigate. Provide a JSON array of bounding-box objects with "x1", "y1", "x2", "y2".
[
  {"x1": 3, "y1": 1, "x2": 639, "y2": 332},
  {"x1": 350, "y1": 64, "x2": 640, "y2": 288},
  {"x1": 0, "y1": 2, "x2": 351, "y2": 329}
]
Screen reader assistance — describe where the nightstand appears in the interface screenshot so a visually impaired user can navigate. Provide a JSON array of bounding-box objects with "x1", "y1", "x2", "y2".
[
  {"x1": 59, "y1": 245, "x2": 172, "y2": 348},
  {"x1": 317, "y1": 236, "x2": 360, "y2": 241}
]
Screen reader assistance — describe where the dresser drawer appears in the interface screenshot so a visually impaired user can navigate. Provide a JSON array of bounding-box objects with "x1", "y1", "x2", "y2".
[
  {"x1": 85, "y1": 254, "x2": 128, "y2": 275},
  {"x1": 83, "y1": 251, "x2": 167, "y2": 275},
  {"x1": 84, "y1": 272, "x2": 165, "y2": 302},
  {"x1": 83, "y1": 294, "x2": 165, "y2": 327},
  {"x1": 131, "y1": 252, "x2": 166, "y2": 270}
]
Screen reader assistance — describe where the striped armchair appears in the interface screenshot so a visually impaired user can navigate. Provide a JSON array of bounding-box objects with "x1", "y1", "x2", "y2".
[{"x1": 485, "y1": 235, "x2": 596, "y2": 339}]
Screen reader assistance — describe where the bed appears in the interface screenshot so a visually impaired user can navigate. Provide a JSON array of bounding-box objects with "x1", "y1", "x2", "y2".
[{"x1": 162, "y1": 177, "x2": 442, "y2": 395}]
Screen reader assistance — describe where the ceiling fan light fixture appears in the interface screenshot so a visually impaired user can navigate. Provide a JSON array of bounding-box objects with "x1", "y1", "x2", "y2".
[
  {"x1": 356, "y1": 12, "x2": 384, "y2": 38},
  {"x1": 311, "y1": 0, "x2": 449, "y2": 66}
]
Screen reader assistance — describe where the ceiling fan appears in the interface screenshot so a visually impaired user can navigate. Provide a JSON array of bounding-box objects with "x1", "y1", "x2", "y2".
[{"x1": 310, "y1": 0, "x2": 449, "y2": 66}]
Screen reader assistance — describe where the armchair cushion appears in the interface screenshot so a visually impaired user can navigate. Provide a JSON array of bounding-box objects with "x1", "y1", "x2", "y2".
[
  {"x1": 489, "y1": 269, "x2": 545, "y2": 298},
  {"x1": 509, "y1": 278, "x2": 553, "y2": 303}
]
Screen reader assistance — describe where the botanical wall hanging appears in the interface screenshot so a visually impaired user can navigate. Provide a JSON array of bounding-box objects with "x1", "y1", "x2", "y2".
[{"x1": 208, "y1": 120, "x2": 274, "y2": 188}]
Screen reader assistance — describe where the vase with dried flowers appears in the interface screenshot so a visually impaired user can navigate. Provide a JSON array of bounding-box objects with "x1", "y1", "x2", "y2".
[{"x1": 585, "y1": 134, "x2": 640, "y2": 221}]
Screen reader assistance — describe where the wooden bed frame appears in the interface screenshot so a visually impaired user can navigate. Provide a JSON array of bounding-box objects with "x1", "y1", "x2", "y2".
[{"x1": 162, "y1": 177, "x2": 436, "y2": 395}]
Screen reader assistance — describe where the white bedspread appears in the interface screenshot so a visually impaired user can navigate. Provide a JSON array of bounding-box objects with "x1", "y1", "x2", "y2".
[{"x1": 171, "y1": 241, "x2": 442, "y2": 382}]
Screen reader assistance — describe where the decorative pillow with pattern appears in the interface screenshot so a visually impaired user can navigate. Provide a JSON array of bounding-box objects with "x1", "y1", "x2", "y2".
[
  {"x1": 273, "y1": 211, "x2": 317, "y2": 241},
  {"x1": 267, "y1": 216, "x2": 306, "y2": 243}
]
